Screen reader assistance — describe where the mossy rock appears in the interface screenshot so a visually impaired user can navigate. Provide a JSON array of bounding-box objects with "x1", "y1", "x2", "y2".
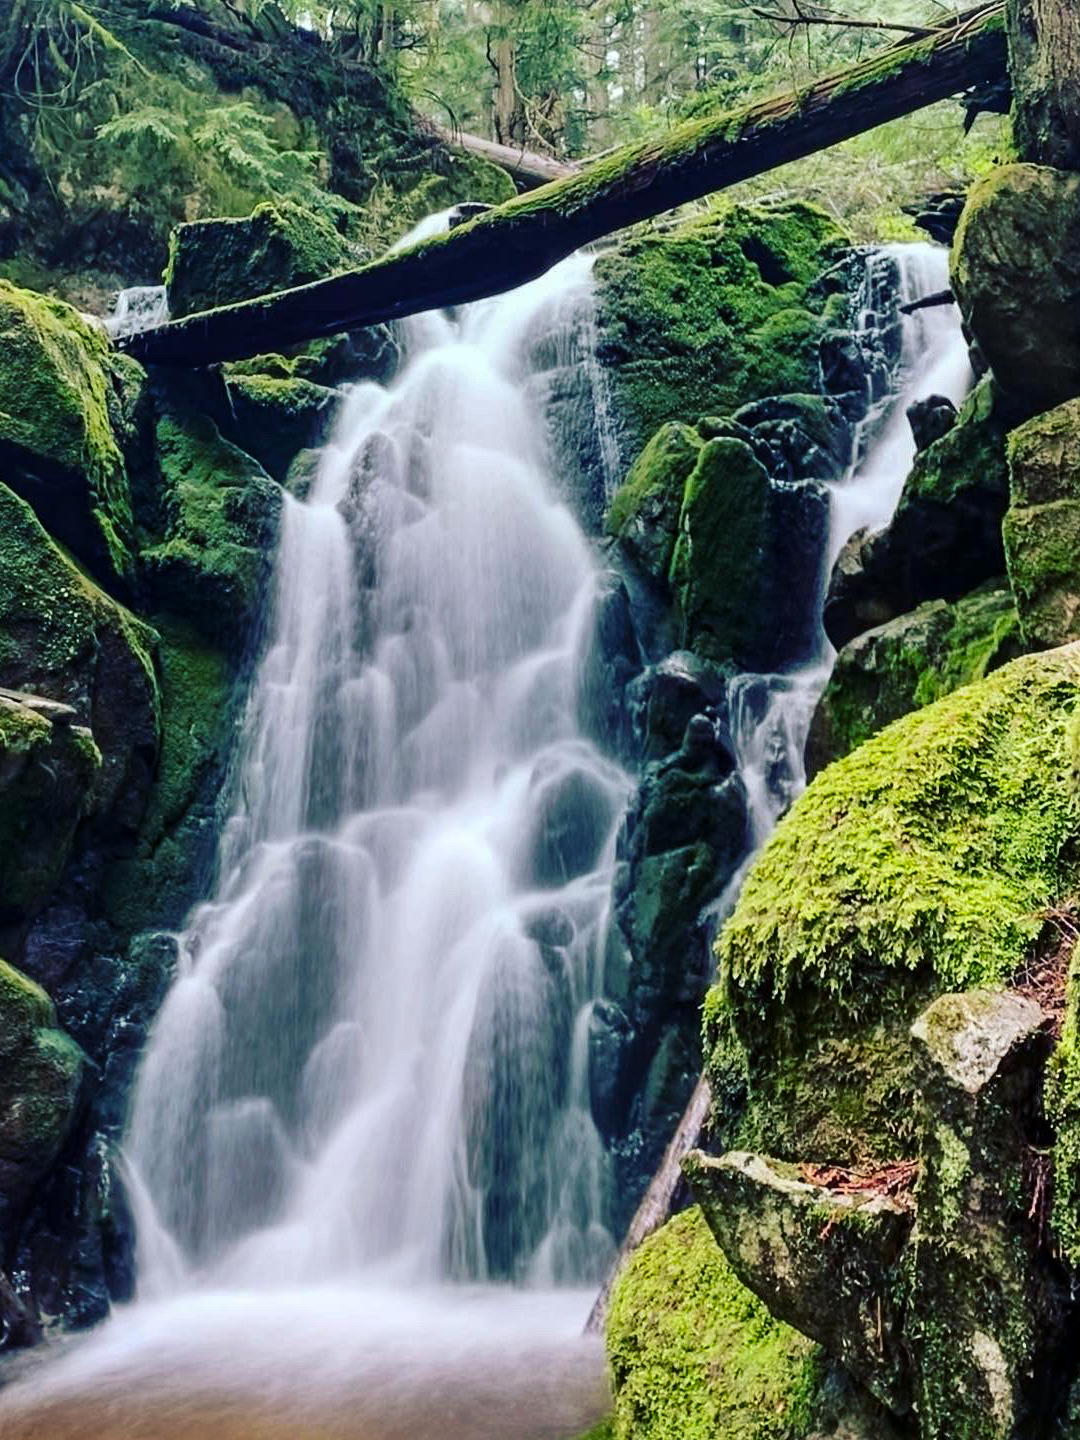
[
  {"x1": 0, "y1": 694, "x2": 101, "y2": 925},
  {"x1": 606, "y1": 1206, "x2": 822, "y2": 1440},
  {"x1": 707, "y1": 644, "x2": 1080, "y2": 1167},
  {"x1": 595, "y1": 202, "x2": 848, "y2": 455},
  {"x1": 138, "y1": 407, "x2": 283, "y2": 655},
  {"x1": 165, "y1": 200, "x2": 354, "y2": 320},
  {"x1": 0, "y1": 282, "x2": 135, "y2": 590},
  {"x1": 952, "y1": 164, "x2": 1080, "y2": 413},
  {"x1": 390, "y1": 151, "x2": 516, "y2": 233},
  {"x1": 1005, "y1": 398, "x2": 1080, "y2": 649},
  {"x1": 100, "y1": 621, "x2": 237, "y2": 940},
  {"x1": 606, "y1": 422, "x2": 702, "y2": 583},
  {"x1": 0, "y1": 958, "x2": 84, "y2": 1234},
  {"x1": 0, "y1": 482, "x2": 160, "y2": 835},
  {"x1": 215, "y1": 374, "x2": 337, "y2": 482},
  {"x1": 669, "y1": 438, "x2": 770, "y2": 664},
  {"x1": 808, "y1": 586, "x2": 1024, "y2": 773}
]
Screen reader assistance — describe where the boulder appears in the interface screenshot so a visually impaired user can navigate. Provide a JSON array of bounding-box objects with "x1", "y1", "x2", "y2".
[
  {"x1": 906, "y1": 991, "x2": 1063, "y2": 1440},
  {"x1": 684, "y1": 1149, "x2": 912, "y2": 1410},
  {"x1": 0, "y1": 959, "x2": 84, "y2": 1238},
  {"x1": 952, "y1": 163, "x2": 1080, "y2": 413},
  {"x1": 219, "y1": 374, "x2": 337, "y2": 482},
  {"x1": 520, "y1": 756, "x2": 623, "y2": 889},
  {"x1": 595, "y1": 201, "x2": 848, "y2": 455},
  {"x1": 906, "y1": 393, "x2": 957, "y2": 452},
  {"x1": 0, "y1": 282, "x2": 135, "y2": 590},
  {"x1": 1004, "y1": 397, "x2": 1080, "y2": 648},
  {"x1": 138, "y1": 408, "x2": 283, "y2": 655},
  {"x1": 824, "y1": 378, "x2": 1011, "y2": 649},
  {"x1": 165, "y1": 200, "x2": 353, "y2": 319},
  {"x1": 0, "y1": 483, "x2": 159, "y2": 840},
  {"x1": 0, "y1": 693, "x2": 100, "y2": 928},
  {"x1": 807, "y1": 586, "x2": 1023, "y2": 774},
  {"x1": 606, "y1": 422, "x2": 701, "y2": 585},
  {"x1": 709, "y1": 645, "x2": 1080, "y2": 1169},
  {"x1": 627, "y1": 650, "x2": 730, "y2": 762}
]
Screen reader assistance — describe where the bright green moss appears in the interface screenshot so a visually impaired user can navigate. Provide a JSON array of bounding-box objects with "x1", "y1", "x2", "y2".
[
  {"x1": 138, "y1": 409, "x2": 282, "y2": 652},
  {"x1": 388, "y1": 151, "x2": 516, "y2": 233},
  {"x1": 1044, "y1": 945, "x2": 1080, "y2": 1267},
  {"x1": 904, "y1": 378, "x2": 1008, "y2": 511},
  {"x1": 595, "y1": 203, "x2": 846, "y2": 451},
  {"x1": 669, "y1": 437, "x2": 771, "y2": 663},
  {"x1": 219, "y1": 374, "x2": 336, "y2": 481},
  {"x1": 0, "y1": 280, "x2": 134, "y2": 587},
  {"x1": 709, "y1": 645, "x2": 1080, "y2": 1161},
  {"x1": 606, "y1": 422, "x2": 702, "y2": 581},
  {"x1": 0, "y1": 959, "x2": 54, "y2": 1059},
  {"x1": 606, "y1": 1207, "x2": 821, "y2": 1440},
  {"x1": 810, "y1": 588, "x2": 1023, "y2": 770}
]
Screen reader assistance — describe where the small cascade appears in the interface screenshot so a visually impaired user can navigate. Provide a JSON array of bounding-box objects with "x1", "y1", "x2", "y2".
[
  {"x1": 104, "y1": 285, "x2": 168, "y2": 339},
  {"x1": 721, "y1": 244, "x2": 973, "y2": 875},
  {"x1": 126, "y1": 232, "x2": 628, "y2": 1298}
]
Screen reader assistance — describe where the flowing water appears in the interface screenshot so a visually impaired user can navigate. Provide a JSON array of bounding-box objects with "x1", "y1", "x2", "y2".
[
  {"x1": 0, "y1": 238, "x2": 968, "y2": 1438},
  {"x1": 721, "y1": 243, "x2": 973, "y2": 878}
]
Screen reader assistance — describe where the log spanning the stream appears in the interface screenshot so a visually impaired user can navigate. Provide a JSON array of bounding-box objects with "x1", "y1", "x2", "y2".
[{"x1": 118, "y1": 2, "x2": 1007, "y2": 368}]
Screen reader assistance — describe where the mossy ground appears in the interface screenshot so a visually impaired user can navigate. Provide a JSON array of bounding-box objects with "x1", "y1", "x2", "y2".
[{"x1": 606, "y1": 1206, "x2": 821, "y2": 1440}]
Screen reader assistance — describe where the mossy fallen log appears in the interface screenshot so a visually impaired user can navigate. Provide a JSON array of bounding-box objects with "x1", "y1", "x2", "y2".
[
  {"x1": 119, "y1": 3, "x2": 1007, "y2": 368},
  {"x1": 432, "y1": 124, "x2": 579, "y2": 187}
]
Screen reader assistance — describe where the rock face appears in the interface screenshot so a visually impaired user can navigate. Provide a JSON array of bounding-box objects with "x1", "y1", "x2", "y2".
[
  {"x1": 0, "y1": 960, "x2": 83, "y2": 1239},
  {"x1": 824, "y1": 378, "x2": 1011, "y2": 650},
  {"x1": 807, "y1": 587, "x2": 1022, "y2": 774},
  {"x1": 952, "y1": 163, "x2": 1080, "y2": 413},
  {"x1": 0, "y1": 283, "x2": 136, "y2": 590},
  {"x1": 1004, "y1": 397, "x2": 1080, "y2": 647},
  {"x1": 684, "y1": 1150, "x2": 912, "y2": 1410}
]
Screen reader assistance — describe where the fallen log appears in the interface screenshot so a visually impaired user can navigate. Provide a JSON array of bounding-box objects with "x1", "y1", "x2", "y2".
[
  {"x1": 584, "y1": 1075, "x2": 713, "y2": 1334},
  {"x1": 119, "y1": 3, "x2": 1007, "y2": 368},
  {"x1": 432, "y1": 124, "x2": 579, "y2": 188}
]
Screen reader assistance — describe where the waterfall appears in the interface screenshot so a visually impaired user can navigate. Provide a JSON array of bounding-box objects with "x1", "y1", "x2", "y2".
[
  {"x1": 721, "y1": 243, "x2": 973, "y2": 876},
  {"x1": 126, "y1": 235, "x2": 628, "y2": 1298}
]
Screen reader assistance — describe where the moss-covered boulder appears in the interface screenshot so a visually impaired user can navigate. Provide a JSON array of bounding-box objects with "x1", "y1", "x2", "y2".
[
  {"x1": 100, "y1": 622, "x2": 236, "y2": 940},
  {"x1": 0, "y1": 482, "x2": 159, "y2": 837},
  {"x1": 390, "y1": 150, "x2": 516, "y2": 233},
  {"x1": 0, "y1": 283, "x2": 135, "y2": 590},
  {"x1": 595, "y1": 202, "x2": 848, "y2": 455},
  {"x1": 0, "y1": 693, "x2": 101, "y2": 927},
  {"x1": 824, "y1": 378, "x2": 1011, "y2": 650},
  {"x1": 1004, "y1": 398, "x2": 1080, "y2": 649},
  {"x1": 807, "y1": 586, "x2": 1023, "y2": 773},
  {"x1": 218, "y1": 374, "x2": 337, "y2": 482},
  {"x1": 165, "y1": 200, "x2": 354, "y2": 319},
  {"x1": 952, "y1": 164, "x2": 1080, "y2": 413},
  {"x1": 137, "y1": 408, "x2": 282, "y2": 654},
  {"x1": 0, "y1": 959, "x2": 83, "y2": 1235},
  {"x1": 707, "y1": 644, "x2": 1080, "y2": 1168},
  {"x1": 606, "y1": 1206, "x2": 822, "y2": 1440},
  {"x1": 606, "y1": 423, "x2": 702, "y2": 584}
]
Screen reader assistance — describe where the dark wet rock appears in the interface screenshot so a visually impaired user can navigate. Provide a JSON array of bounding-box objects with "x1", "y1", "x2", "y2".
[
  {"x1": 907, "y1": 393, "x2": 958, "y2": 452},
  {"x1": 577, "y1": 569, "x2": 643, "y2": 763},
  {"x1": 588, "y1": 999, "x2": 633, "y2": 1139},
  {"x1": 521, "y1": 906, "x2": 575, "y2": 950},
  {"x1": 905, "y1": 190, "x2": 966, "y2": 246},
  {"x1": 627, "y1": 650, "x2": 730, "y2": 763},
  {"x1": 521, "y1": 758, "x2": 621, "y2": 889}
]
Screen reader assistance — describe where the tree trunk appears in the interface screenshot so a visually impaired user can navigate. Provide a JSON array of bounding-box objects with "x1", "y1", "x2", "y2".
[
  {"x1": 119, "y1": 3, "x2": 1008, "y2": 368},
  {"x1": 1007, "y1": 0, "x2": 1080, "y2": 168},
  {"x1": 434, "y1": 124, "x2": 579, "y2": 186}
]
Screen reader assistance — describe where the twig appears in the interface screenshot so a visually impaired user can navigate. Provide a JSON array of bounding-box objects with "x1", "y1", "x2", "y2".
[{"x1": 751, "y1": 6, "x2": 936, "y2": 39}]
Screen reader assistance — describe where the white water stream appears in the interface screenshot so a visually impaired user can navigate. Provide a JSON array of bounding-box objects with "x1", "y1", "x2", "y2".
[
  {"x1": 721, "y1": 243, "x2": 973, "y2": 880},
  {"x1": 0, "y1": 237, "x2": 969, "y2": 1439}
]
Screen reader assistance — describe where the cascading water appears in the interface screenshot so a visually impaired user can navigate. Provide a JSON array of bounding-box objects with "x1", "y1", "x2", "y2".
[
  {"x1": 722, "y1": 243, "x2": 973, "y2": 872},
  {"x1": 0, "y1": 235, "x2": 972, "y2": 1440},
  {"x1": 127, "y1": 233, "x2": 628, "y2": 1299}
]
